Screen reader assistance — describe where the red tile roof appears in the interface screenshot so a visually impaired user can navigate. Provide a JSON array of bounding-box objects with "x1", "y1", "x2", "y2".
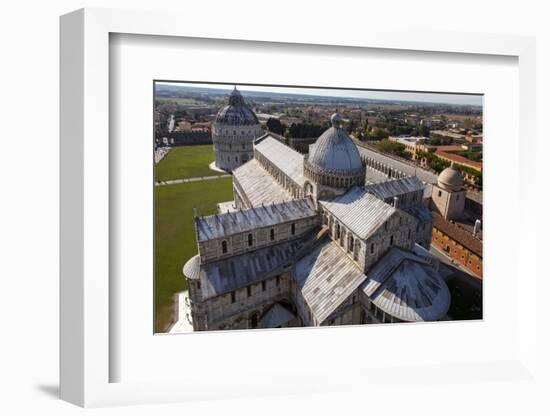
[
  {"x1": 432, "y1": 213, "x2": 483, "y2": 257},
  {"x1": 435, "y1": 151, "x2": 482, "y2": 171}
]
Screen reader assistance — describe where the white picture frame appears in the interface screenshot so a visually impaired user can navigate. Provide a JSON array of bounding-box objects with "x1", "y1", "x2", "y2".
[{"x1": 60, "y1": 7, "x2": 540, "y2": 408}]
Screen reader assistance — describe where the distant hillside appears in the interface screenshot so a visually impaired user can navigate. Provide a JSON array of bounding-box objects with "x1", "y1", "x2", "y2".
[{"x1": 154, "y1": 82, "x2": 482, "y2": 109}]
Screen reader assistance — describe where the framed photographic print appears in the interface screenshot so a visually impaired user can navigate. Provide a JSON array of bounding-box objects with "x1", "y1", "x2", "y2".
[
  {"x1": 60, "y1": 7, "x2": 540, "y2": 409},
  {"x1": 153, "y1": 80, "x2": 483, "y2": 335}
]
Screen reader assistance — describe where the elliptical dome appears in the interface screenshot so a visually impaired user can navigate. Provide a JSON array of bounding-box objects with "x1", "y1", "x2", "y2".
[
  {"x1": 303, "y1": 113, "x2": 365, "y2": 190},
  {"x1": 438, "y1": 162, "x2": 464, "y2": 191},
  {"x1": 307, "y1": 113, "x2": 363, "y2": 173}
]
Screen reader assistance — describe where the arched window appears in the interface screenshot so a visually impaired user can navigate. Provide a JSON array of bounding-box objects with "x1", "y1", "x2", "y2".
[
  {"x1": 354, "y1": 241, "x2": 360, "y2": 261},
  {"x1": 250, "y1": 312, "x2": 259, "y2": 329},
  {"x1": 390, "y1": 235, "x2": 394, "y2": 245},
  {"x1": 221, "y1": 240, "x2": 228, "y2": 254},
  {"x1": 348, "y1": 235, "x2": 354, "y2": 252},
  {"x1": 291, "y1": 223, "x2": 296, "y2": 235},
  {"x1": 248, "y1": 233, "x2": 253, "y2": 246},
  {"x1": 335, "y1": 223, "x2": 340, "y2": 239},
  {"x1": 270, "y1": 229, "x2": 275, "y2": 241}
]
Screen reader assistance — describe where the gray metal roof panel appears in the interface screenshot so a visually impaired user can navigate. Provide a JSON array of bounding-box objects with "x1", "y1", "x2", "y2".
[
  {"x1": 254, "y1": 135, "x2": 306, "y2": 186},
  {"x1": 403, "y1": 205, "x2": 433, "y2": 223},
  {"x1": 232, "y1": 159, "x2": 292, "y2": 206},
  {"x1": 200, "y1": 238, "x2": 307, "y2": 299},
  {"x1": 293, "y1": 240, "x2": 367, "y2": 323},
  {"x1": 319, "y1": 187, "x2": 396, "y2": 240},
  {"x1": 363, "y1": 176, "x2": 425, "y2": 201},
  {"x1": 259, "y1": 303, "x2": 296, "y2": 328},
  {"x1": 196, "y1": 197, "x2": 317, "y2": 241}
]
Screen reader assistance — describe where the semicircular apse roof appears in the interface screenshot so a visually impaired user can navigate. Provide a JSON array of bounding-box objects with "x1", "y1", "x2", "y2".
[{"x1": 362, "y1": 247, "x2": 451, "y2": 322}]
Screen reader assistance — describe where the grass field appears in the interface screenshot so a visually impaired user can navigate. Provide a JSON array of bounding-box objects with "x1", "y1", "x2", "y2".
[
  {"x1": 155, "y1": 177, "x2": 234, "y2": 332},
  {"x1": 155, "y1": 145, "x2": 217, "y2": 181}
]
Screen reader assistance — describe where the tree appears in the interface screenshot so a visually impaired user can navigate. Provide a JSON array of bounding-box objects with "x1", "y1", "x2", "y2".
[
  {"x1": 288, "y1": 122, "x2": 329, "y2": 138},
  {"x1": 370, "y1": 127, "x2": 389, "y2": 140},
  {"x1": 416, "y1": 124, "x2": 430, "y2": 137},
  {"x1": 376, "y1": 139, "x2": 406, "y2": 156},
  {"x1": 266, "y1": 117, "x2": 285, "y2": 135}
]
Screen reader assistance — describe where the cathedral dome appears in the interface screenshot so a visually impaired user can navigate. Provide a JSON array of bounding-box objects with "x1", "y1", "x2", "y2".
[
  {"x1": 214, "y1": 87, "x2": 259, "y2": 126},
  {"x1": 308, "y1": 114, "x2": 363, "y2": 173},
  {"x1": 304, "y1": 113, "x2": 365, "y2": 189},
  {"x1": 438, "y1": 162, "x2": 464, "y2": 191}
]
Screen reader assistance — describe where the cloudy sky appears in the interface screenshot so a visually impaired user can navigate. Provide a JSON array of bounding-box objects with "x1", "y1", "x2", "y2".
[{"x1": 157, "y1": 81, "x2": 483, "y2": 106}]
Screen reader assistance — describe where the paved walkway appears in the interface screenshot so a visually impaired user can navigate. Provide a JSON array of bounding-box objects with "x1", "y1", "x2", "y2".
[
  {"x1": 168, "y1": 291, "x2": 194, "y2": 333},
  {"x1": 156, "y1": 173, "x2": 231, "y2": 186},
  {"x1": 355, "y1": 142, "x2": 439, "y2": 184},
  {"x1": 355, "y1": 141, "x2": 483, "y2": 204},
  {"x1": 154, "y1": 147, "x2": 172, "y2": 165},
  {"x1": 430, "y1": 244, "x2": 478, "y2": 278},
  {"x1": 208, "y1": 161, "x2": 228, "y2": 173}
]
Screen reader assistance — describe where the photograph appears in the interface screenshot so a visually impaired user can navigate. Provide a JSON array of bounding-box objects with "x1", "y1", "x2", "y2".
[{"x1": 154, "y1": 82, "x2": 483, "y2": 334}]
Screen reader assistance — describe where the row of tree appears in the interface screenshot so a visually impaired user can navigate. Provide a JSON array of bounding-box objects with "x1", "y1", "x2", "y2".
[
  {"x1": 266, "y1": 117, "x2": 331, "y2": 139},
  {"x1": 416, "y1": 149, "x2": 482, "y2": 186},
  {"x1": 375, "y1": 139, "x2": 408, "y2": 158}
]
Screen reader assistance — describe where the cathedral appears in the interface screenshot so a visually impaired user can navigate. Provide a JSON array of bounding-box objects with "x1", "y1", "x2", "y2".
[{"x1": 183, "y1": 93, "x2": 450, "y2": 331}]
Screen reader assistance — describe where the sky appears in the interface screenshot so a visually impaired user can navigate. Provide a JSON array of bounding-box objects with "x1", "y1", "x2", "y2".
[{"x1": 156, "y1": 81, "x2": 483, "y2": 106}]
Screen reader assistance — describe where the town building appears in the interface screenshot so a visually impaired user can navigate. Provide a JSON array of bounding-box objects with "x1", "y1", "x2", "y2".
[
  {"x1": 429, "y1": 164, "x2": 483, "y2": 278},
  {"x1": 430, "y1": 129, "x2": 466, "y2": 143},
  {"x1": 389, "y1": 136, "x2": 427, "y2": 158},
  {"x1": 465, "y1": 133, "x2": 483, "y2": 144},
  {"x1": 431, "y1": 213, "x2": 483, "y2": 278},
  {"x1": 211, "y1": 87, "x2": 264, "y2": 171},
  {"x1": 183, "y1": 113, "x2": 451, "y2": 331},
  {"x1": 434, "y1": 151, "x2": 482, "y2": 173}
]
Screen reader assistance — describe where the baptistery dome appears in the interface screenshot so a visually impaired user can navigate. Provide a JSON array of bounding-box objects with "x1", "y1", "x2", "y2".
[
  {"x1": 212, "y1": 87, "x2": 263, "y2": 171},
  {"x1": 214, "y1": 87, "x2": 259, "y2": 126},
  {"x1": 437, "y1": 162, "x2": 464, "y2": 191},
  {"x1": 304, "y1": 113, "x2": 365, "y2": 189}
]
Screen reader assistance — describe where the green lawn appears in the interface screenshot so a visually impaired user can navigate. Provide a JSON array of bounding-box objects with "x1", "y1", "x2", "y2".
[
  {"x1": 155, "y1": 177, "x2": 234, "y2": 332},
  {"x1": 155, "y1": 145, "x2": 217, "y2": 181}
]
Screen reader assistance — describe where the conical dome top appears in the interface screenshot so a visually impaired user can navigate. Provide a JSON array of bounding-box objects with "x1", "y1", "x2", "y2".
[
  {"x1": 214, "y1": 87, "x2": 259, "y2": 126},
  {"x1": 228, "y1": 86, "x2": 245, "y2": 106}
]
